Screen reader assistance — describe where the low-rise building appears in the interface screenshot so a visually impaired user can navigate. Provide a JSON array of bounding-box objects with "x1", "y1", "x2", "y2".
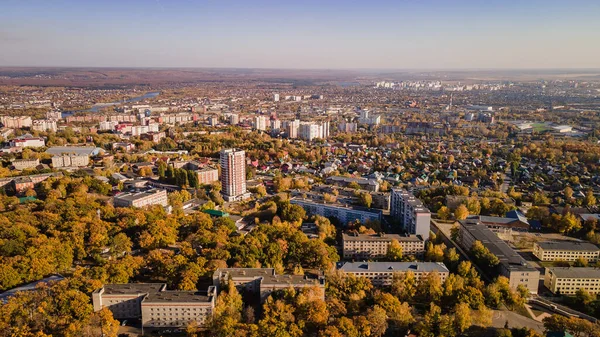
[
  {"x1": 326, "y1": 176, "x2": 380, "y2": 192},
  {"x1": 342, "y1": 233, "x2": 425, "y2": 259},
  {"x1": 533, "y1": 241, "x2": 600, "y2": 262},
  {"x1": 12, "y1": 158, "x2": 39, "y2": 170},
  {"x1": 9, "y1": 134, "x2": 45, "y2": 148},
  {"x1": 457, "y1": 219, "x2": 539, "y2": 294},
  {"x1": 32, "y1": 119, "x2": 57, "y2": 132},
  {"x1": 92, "y1": 283, "x2": 216, "y2": 329},
  {"x1": 113, "y1": 189, "x2": 168, "y2": 208},
  {"x1": 544, "y1": 267, "x2": 600, "y2": 295},
  {"x1": 290, "y1": 198, "x2": 382, "y2": 226},
  {"x1": 212, "y1": 268, "x2": 325, "y2": 302},
  {"x1": 196, "y1": 167, "x2": 219, "y2": 185},
  {"x1": 338, "y1": 262, "x2": 449, "y2": 287}
]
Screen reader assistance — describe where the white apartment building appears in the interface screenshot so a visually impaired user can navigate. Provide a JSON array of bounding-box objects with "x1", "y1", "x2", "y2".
[
  {"x1": 32, "y1": 119, "x2": 57, "y2": 132},
  {"x1": 299, "y1": 121, "x2": 329, "y2": 141},
  {"x1": 51, "y1": 154, "x2": 90, "y2": 168},
  {"x1": 342, "y1": 233, "x2": 425, "y2": 259},
  {"x1": 338, "y1": 122, "x2": 358, "y2": 133},
  {"x1": 113, "y1": 189, "x2": 168, "y2": 208},
  {"x1": 390, "y1": 189, "x2": 431, "y2": 240},
  {"x1": 338, "y1": 262, "x2": 449, "y2": 287},
  {"x1": 533, "y1": 241, "x2": 600, "y2": 262},
  {"x1": 273, "y1": 93, "x2": 280, "y2": 102},
  {"x1": 99, "y1": 121, "x2": 119, "y2": 131},
  {"x1": 254, "y1": 116, "x2": 268, "y2": 131},
  {"x1": 544, "y1": 267, "x2": 600, "y2": 295},
  {"x1": 284, "y1": 120, "x2": 300, "y2": 139},
  {"x1": 131, "y1": 123, "x2": 160, "y2": 136},
  {"x1": 220, "y1": 149, "x2": 249, "y2": 202},
  {"x1": 229, "y1": 114, "x2": 239, "y2": 125}
]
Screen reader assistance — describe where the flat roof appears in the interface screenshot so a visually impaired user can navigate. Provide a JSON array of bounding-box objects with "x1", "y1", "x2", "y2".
[
  {"x1": 143, "y1": 291, "x2": 212, "y2": 303},
  {"x1": 215, "y1": 268, "x2": 275, "y2": 279},
  {"x1": 537, "y1": 241, "x2": 600, "y2": 252},
  {"x1": 459, "y1": 220, "x2": 536, "y2": 272},
  {"x1": 339, "y1": 262, "x2": 449, "y2": 273},
  {"x1": 46, "y1": 146, "x2": 101, "y2": 156},
  {"x1": 96, "y1": 283, "x2": 166, "y2": 295},
  {"x1": 342, "y1": 233, "x2": 423, "y2": 242},
  {"x1": 548, "y1": 267, "x2": 600, "y2": 279},
  {"x1": 260, "y1": 275, "x2": 324, "y2": 286},
  {"x1": 114, "y1": 189, "x2": 165, "y2": 202}
]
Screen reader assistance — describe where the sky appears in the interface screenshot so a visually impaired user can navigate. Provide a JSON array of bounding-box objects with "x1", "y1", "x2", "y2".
[{"x1": 1, "y1": 0, "x2": 600, "y2": 69}]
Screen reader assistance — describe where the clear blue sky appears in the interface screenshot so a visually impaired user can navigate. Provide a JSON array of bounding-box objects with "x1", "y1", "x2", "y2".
[{"x1": 1, "y1": 0, "x2": 599, "y2": 69}]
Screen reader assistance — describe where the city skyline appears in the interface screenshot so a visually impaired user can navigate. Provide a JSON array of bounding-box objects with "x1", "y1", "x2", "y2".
[{"x1": 1, "y1": 0, "x2": 600, "y2": 69}]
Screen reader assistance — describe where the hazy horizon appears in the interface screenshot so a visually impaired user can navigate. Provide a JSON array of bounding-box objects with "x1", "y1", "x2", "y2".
[{"x1": 2, "y1": 0, "x2": 600, "y2": 69}]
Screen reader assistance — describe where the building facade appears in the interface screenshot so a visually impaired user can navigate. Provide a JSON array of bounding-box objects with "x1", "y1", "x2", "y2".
[
  {"x1": 533, "y1": 241, "x2": 600, "y2": 262},
  {"x1": 457, "y1": 219, "x2": 539, "y2": 294},
  {"x1": 290, "y1": 198, "x2": 382, "y2": 226},
  {"x1": 12, "y1": 158, "x2": 39, "y2": 170},
  {"x1": 113, "y1": 189, "x2": 169, "y2": 208},
  {"x1": 51, "y1": 154, "x2": 90, "y2": 168},
  {"x1": 196, "y1": 167, "x2": 219, "y2": 185},
  {"x1": 342, "y1": 233, "x2": 425, "y2": 259},
  {"x1": 544, "y1": 267, "x2": 600, "y2": 295},
  {"x1": 92, "y1": 283, "x2": 216, "y2": 329},
  {"x1": 390, "y1": 189, "x2": 431, "y2": 240},
  {"x1": 338, "y1": 262, "x2": 449, "y2": 287},
  {"x1": 220, "y1": 149, "x2": 249, "y2": 202}
]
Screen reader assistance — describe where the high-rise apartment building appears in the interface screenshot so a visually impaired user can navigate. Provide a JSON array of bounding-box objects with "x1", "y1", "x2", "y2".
[
  {"x1": 390, "y1": 189, "x2": 431, "y2": 240},
  {"x1": 254, "y1": 116, "x2": 268, "y2": 131},
  {"x1": 220, "y1": 149, "x2": 249, "y2": 202},
  {"x1": 284, "y1": 120, "x2": 300, "y2": 139},
  {"x1": 273, "y1": 93, "x2": 280, "y2": 102}
]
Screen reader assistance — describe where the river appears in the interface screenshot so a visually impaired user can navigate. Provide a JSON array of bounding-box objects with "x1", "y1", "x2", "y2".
[{"x1": 62, "y1": 91, "x2": 160, "y2": 117}]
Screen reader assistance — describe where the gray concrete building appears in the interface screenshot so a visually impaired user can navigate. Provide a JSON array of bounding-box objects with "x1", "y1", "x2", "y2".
[{"x1": 390, "y1": 189, "x2": 431, "y2": 240}]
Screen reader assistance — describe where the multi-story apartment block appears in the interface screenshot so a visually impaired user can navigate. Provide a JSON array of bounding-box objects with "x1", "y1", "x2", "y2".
[
  {"x1": 457, "y1": 219, "x2": 539, "y2": 294},
  {"x1": 220, "y1": 149, "x2": 249, "y2": 202},
  {"x1": 290, "y1": 198, "x2": 382, "y2": 226},
  {"x1": 342, "y1": 233, "x2": 425, "y2": 259},
  {"x1": 299, "y1": 121, "x2": 329, "y2": 141},
  {"x1": 229, "y1": 114, "x2": 239, "y2": 125},
  {"x1": 32, "y1": 119, "x2": 57, "y2": 132},
  {"x1": 1, "y1": 116, "x2": 32, "y2": 129},
  {"x1": 11, "y1": 158, "x2": 40, "y2": 170},
  {"x1": 212, "y1": 268, "x2": 325, "y2": 303},
  {"x1": 544, "y1": 267, "x2": 600, "y2": 295},
  {"x1": 338, "y1": 122, "x2": 358, "y2": 133},
  {"x1": 113, "y1": 189, "x2": 168, "y2": 208},
  {"x1": 284, "y1": 120, "x2": 300, "y2": 139},
  {"x1": 196, "y1": 167, "x2": 219, "y2": 185},
  {"x1": 51, "y1": 154, "x2": 90, "y2": 168},
  {"x1": 338, "y1": 262, "x2": 449, "y2": 287},
  {"x1": 533, "y1": 241, "x2": 600, "y2": 262},
  {"x1": 92, "y1": 283, "x2": 216, "y2": 329},
  {"x1": 390, "y1": 189, "x2": 431, "y2": 240},
  {"x1": 254, "y1": 116, "x2": 268, "y2": 131}
]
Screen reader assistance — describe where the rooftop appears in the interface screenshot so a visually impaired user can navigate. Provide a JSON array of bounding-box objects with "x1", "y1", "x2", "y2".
[
  {"x1": 143, "y1": 291, "x2": 212, "y2": 303},
  {"x1": 537, "y1": 241, "x2": 600, "y2": 252},
  {"x1": 338, "y1": 262, "x2": 449, "y2": 273},
  {"x1": 548, "y1": 267, "x2": 600, "y2": 279},
  {"x1": 95, "y1": 283, "x2": 166, "y2": 295},
  {"x1": 214, "y1": 268, "x2": 276, "y2": 279}
]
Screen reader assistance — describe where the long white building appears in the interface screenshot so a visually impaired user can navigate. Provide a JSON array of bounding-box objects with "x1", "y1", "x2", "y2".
[{"x1": 338, "y1": 262, "x2": 449, "y2": 287}]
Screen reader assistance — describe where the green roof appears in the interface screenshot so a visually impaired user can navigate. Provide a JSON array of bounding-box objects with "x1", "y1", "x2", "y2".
[
  {"x1": 202, "y1": 209, "x2": 229, "y2": 217},
  {"x1": 18, "y1": 196, "x2": 37, "y2": 203}
]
